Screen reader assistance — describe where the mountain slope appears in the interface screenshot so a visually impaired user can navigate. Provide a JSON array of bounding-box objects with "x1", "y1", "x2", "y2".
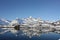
[{"x1": 0, "y1": 18, "x2": 10, "y2": 25}]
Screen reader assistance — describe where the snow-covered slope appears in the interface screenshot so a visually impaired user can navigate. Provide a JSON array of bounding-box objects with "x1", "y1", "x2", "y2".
[
  {"x1": 0, "y1": 18, "x2": 10, "y2": 25},
  {"x1": 23, "y1": 16, "x2": 43, "y2": 24},
  {"x1": 9, "y1": 16, "x2": 52, "y2": 26},
  {"x1": 9, "y1": 18, "x2": 24, "y2": 26},
  {"x1": 0, "y1": 16, "x2": 53, "y2": 26}
]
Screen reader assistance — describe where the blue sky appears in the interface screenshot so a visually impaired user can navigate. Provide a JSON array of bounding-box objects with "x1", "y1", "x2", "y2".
[{"x1": 0, "y1": 0, "x2": 60, "y2": 21}]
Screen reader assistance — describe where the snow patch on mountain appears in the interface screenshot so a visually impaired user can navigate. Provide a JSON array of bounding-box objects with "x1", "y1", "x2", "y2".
[{"x1": 0, "y1": 18, "x2": 10, "y2": 25}]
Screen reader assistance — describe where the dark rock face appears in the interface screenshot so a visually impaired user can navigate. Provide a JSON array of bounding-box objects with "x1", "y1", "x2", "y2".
[
  {"x1": 51, "y1": 23, "x2": 56, "y2": 26},
  {"x1": 14, "y1": 25, "x2": 20, "y2": 30}
]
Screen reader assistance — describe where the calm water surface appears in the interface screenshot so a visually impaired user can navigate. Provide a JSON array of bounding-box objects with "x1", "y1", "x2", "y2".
[{"x1": 0, "y1": 32, "x2": 60, "y2": 40}]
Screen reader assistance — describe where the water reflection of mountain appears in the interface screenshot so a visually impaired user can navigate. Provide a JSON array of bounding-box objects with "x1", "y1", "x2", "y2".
[
  {"x1": 0, "y1": 26, "x2": 60, "y2": 40},
  {"x1": 0, "y1": 32, "x2": 60, "y2": 40}
]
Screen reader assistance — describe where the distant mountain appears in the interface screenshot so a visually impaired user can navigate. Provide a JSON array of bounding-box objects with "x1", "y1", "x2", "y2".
[
  {"x1": 9, "y1": 16, "x2": 52, "y2": 26},
  {"x1": 9, "y1": 18, "x2": 24, "y2": 26},
  {"x1": 56, "y1": 20, "x2": 60, "y2": 24},
  {"x1": 0, "y1": 18, "x2": 10, "y2": 25},
  {"x1": 52, "y1": 20, "x2": 60, "y2": 26},
  {"x1": 23, "y1": 16, "x2": 43, "y2": 24},
  {"x1": 0, "y1": 16, "x2": 57, "y2": 26}
]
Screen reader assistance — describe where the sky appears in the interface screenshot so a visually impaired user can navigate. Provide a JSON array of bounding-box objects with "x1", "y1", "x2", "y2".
[{"x1": 0, "y1": 0, "x2": 60, "y2": 21}]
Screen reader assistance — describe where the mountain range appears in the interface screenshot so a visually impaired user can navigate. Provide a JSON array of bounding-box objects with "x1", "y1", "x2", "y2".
[{"x1": 0, "y1": 16, "x2": 60, "y2": 26}]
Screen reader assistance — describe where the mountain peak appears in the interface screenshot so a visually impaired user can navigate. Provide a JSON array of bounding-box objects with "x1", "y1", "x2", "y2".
[
  {"x1": 0, "y1": 18, "x2": 10, "y2": 25},
  {"x1": 29, "y1": 16, "x2": 32, "y2": 18}
]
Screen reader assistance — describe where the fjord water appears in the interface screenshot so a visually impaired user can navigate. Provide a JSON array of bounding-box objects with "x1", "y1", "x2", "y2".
[{"x1": 0, "y1": 32, "x2": 60, "y2": 40}]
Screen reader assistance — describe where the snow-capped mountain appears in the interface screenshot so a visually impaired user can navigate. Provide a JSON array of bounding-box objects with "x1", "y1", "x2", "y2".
[
  {"x1": 51, "y1": 20, "x2": 60, "y2": 26},
  {"x1": 23, "y1": 16, "x2": 43, "y2": 24},
  {"x1": 55, "y1": 20, "x2": 60, "y2": 24},
  {"x1": 9, "y1": 18, "x2": 24, "y2": 26},
  {"x1": 9, "y1": 16, "x2": 52, "y2": 26},
  {"x1": 0, "y1": 18, "x2": 10, "y2": 25},
  {"x1": 0, "y1": 16, "x2": 53, "y2": 26}
]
